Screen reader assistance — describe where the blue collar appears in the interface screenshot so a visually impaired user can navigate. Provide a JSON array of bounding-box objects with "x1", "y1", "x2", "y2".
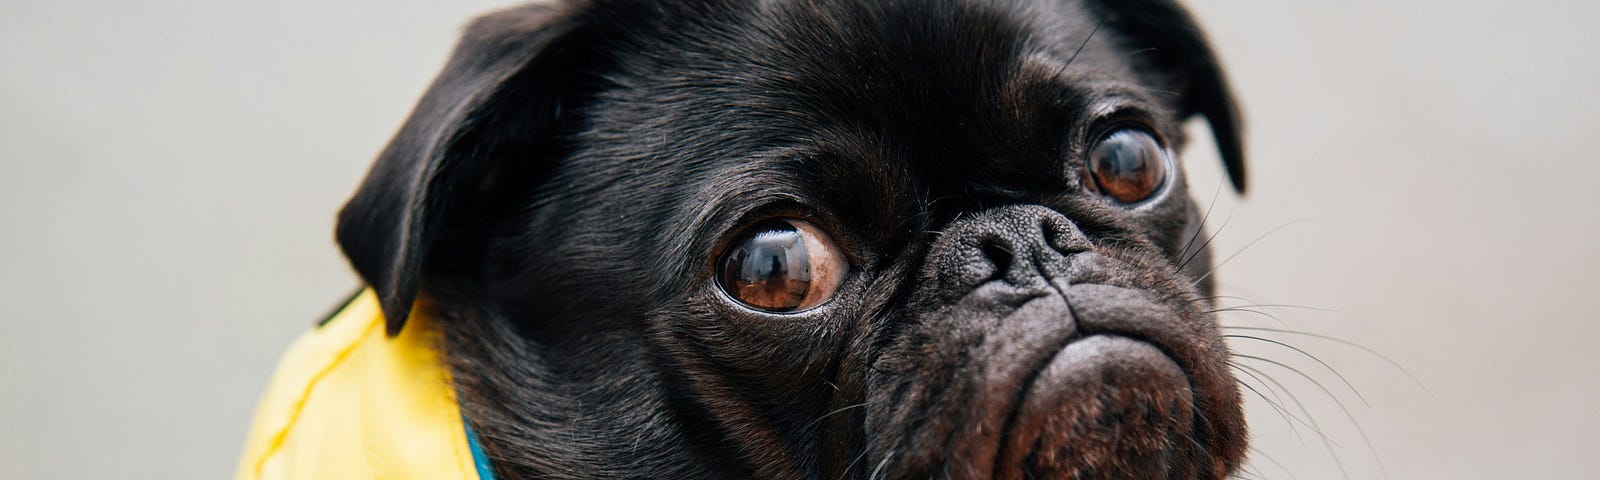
[{"x1": 464, "y1": 417, "x2": 499, "y2": 480}]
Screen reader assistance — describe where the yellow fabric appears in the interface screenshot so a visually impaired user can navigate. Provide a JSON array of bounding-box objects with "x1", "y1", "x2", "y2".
[{"x1": 235, "y1": 291, "x2": 480, "y2": 480}]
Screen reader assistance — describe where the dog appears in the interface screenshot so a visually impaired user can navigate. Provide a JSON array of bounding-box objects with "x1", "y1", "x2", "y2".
[{"x1": 333, "y1": 0, "x2": 1249, "y2": 477}]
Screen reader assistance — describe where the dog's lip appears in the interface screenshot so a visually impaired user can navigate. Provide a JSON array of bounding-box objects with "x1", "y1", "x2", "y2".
[
  {"x1": 1060, "y1": 282, "x2": 1208, "y2": 377},
  {"x1": 864, "y1": 279, "x2": 1233, "y2": 478},
  {"x1": 981, "y1": 279, "x2": 1214, "y2": 477},
  {"x1": 994, "y1": 334, "x2": 1196, "y2": 477},
  {"x1": 1006, "y1": 331, "x2": 1196, "y2": 420},
  {"x1": 1052, "y1": 281, "x2": 1243, "y2": 476},
  {"x1": 1061, "y1": 281, "x2": 1213, "y2": 401}
]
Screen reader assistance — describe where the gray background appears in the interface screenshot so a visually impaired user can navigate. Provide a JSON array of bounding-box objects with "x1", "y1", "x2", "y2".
[{"x1": 2, "y1": 0, "x2": 1595, "y2": 478}]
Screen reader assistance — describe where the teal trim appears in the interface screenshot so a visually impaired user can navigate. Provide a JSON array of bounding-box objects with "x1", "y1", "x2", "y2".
[{"x1": 463, "y1": 417, "x2": 498, "y2": 480}]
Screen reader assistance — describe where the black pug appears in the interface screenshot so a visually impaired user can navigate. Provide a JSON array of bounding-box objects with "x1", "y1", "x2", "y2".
[{"x1": 336, "y1": 0, "x2": 1249, "y2": 477}]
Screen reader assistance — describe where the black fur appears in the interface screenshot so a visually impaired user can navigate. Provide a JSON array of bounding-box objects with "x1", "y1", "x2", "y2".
[{"x1": 335, "y1": 0, "x2": 1247, "y2": 478}]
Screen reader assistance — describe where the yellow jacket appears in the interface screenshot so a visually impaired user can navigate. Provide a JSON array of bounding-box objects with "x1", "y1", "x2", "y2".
[{"x1": 235, "y1": 291, "x2": 495, "y2": 480}]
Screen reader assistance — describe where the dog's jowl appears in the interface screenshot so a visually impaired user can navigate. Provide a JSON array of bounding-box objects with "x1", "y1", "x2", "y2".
[{"x1": 240, "y1": 0, "x2": 1251, "y2": 478}]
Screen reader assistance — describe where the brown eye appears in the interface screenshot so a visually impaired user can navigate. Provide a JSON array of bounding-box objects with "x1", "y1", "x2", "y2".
[
  {"x1": 717, "y1": 219, "x2": 846, "y2": 312},
  {"x1": 1086, "y1": 128, "x2": 1170, "y2": 203}
]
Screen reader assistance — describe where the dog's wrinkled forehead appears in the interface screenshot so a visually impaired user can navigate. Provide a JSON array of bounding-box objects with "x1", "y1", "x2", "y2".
[
  {"x1": 606, "y1": 0, "x2": 1151, "y2": 171},
  {"x1": 583, "y1": 0, "x2": 1168, "y2": 234},
  {"x1": 338, "y1": 0, "x2": 1243, "y2": 333}
]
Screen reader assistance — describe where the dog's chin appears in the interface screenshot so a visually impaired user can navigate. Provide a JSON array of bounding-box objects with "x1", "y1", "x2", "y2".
[
  {"x1": 997, "y1": 335, "x2": 1195, "y2": 479},
  {"x1": 865, "y1": 238, "x2": 1244, "y2": 479},
  {"x1": 867, "y1": 297, "x2": 1231, "y2": 479}
]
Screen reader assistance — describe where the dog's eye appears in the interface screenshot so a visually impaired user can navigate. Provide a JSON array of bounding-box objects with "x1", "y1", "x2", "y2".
[
  {"x1": 717, "y1": 219, "x2": 846, "y2": 313},
  {"x1": 1086, "y1": 128, "x2": 1170, "y2": 204}
]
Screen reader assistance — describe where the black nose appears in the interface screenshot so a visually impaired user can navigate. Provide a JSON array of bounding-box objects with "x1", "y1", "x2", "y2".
[{"x1": 928, "y1": 205, "x2": 1091, "y2": 300}]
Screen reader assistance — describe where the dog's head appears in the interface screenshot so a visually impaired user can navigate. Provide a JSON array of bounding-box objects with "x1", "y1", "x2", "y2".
[{"x1": 336, "y1": 0, "x2": 1247, "y2": 478}]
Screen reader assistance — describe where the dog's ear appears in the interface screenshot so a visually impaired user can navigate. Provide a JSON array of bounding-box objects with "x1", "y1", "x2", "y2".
[
  {"x1": 337, "y1": 3, "x2": 588, "y2": 335},
  {"x1": 1084, "y1": 0, "x2": 1247, "y2": 192}
]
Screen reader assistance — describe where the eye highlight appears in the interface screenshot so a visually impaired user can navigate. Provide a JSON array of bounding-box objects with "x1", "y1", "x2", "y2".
[
  {"x1": 717, "y1": 219, "x2": 846, "y2": 313},
  {"x1": 1085, "y1": 128, "x2": 1170, "y2": 204}
]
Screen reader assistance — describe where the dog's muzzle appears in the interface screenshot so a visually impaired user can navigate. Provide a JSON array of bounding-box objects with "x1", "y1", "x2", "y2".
[{"x1": 865, "y1": 205, "x2": 1236, "y2": 479}]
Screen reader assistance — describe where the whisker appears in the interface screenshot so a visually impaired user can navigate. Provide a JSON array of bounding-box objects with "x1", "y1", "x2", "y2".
[
  {"x1": 1227, "y1": 335, "x2": 1370, "y2": 407},
  {"x1": 1224, "y1": 326, "x2": 1435, "y2": 399},
  {"x1": 1132, "y1": 84, "x2": 1182, "y2": 97},
  {"x1": 1178, "y1": 181, "x2": 1225, "y2": 263},
  {"x1": 1194, "y1": 218, "x2": 1320, "y2": 285},
  {"x1": 838, "y1": 449, "x2": 869, "y2": 480},
  {"x1": 1210, "y1": 304, "x2": 1338, "y2": 314},
  {"x1": 1248, "y1": 445, "x2": 1301, "y2": 480},
  {"x1": 1212, "y1": 306, "x2": 1294, "y2": 330},
  {"x1": 870, "y1": 452, "x2": 894, "y2": 480},
  {"x1": 1231, "y1": 365, "x2": 1311, "y2": 445},
  {"x1": 1180, "y1": 210, "x2": 1235, "y2": 271},
  {"x1": 1194, "y1": 294, "x2": 1258, "y2": 304},
  {"x1": 1062, "y1": 19, "x2": 1106, "y2": 70},
  {"x1": 801, "y1": 402, "x2": 867, "y2": 434},
  {"x1": 1231, "y1": 361, "x2": 1351, "y2": 480},
  {"x1": 1235, "y1": 355, "x2": 1389, "y2": 480},
  {"x1": 1213, "y1": 284, "x2": 1289, "y2": 311},
  {"x1": 1233, "y1": 463, "x2": 1265, "y2": 480},
  {"x1": 1230, "y1": 363, "x2": 1331, "y2": 443}
]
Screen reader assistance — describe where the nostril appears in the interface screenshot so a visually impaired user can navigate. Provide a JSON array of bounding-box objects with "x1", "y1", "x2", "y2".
[
  {"x1": 1041, "y1": 216, "x2": 1089, "y2": 255},
  {"x1": 1040, "y1": 219, "x2": 1060, "y2": 246},
  {"x1": 978, "y1": 237, "x2": 1014, "y2": 277}
]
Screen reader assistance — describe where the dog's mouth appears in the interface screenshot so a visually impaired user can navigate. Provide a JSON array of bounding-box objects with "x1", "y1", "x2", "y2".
[
  {"x1": 863, "y1": 279, "x2": 1244, "y2": 479},
  {"x1": 851, "y1": 207, "x2": 1245, "y2": 479},
  {"x1": 994, "y1": 334, "x2": 1196, "y2": 478}
]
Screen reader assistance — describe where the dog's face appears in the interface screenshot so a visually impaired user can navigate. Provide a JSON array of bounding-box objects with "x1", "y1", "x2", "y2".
[{"x1": 335, "y1": 0, "x2": 1248, "y2": 478}]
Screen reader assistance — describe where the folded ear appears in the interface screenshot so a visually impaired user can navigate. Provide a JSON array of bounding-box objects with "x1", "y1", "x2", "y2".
[
  {"x1": 1084, "y1": 0, "x2": 1247, "y2": 193},
  {"x1": 337, "y1": 3, "x2": 587, "y2": 335}
]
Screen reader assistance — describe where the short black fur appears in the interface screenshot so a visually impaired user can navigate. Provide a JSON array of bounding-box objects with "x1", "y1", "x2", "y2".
[{"x1": 334, "y1": 0, "x2": 1249, "y2": 478}]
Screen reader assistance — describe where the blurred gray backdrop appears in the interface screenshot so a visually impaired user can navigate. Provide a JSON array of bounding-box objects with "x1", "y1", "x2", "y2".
[{"x1": 2, "y1": 0, "x2": 1596, "y2": 478}]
